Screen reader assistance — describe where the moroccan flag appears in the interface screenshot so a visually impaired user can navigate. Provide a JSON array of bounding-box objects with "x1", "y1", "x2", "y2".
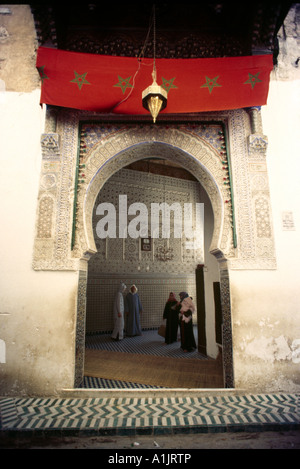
[{"x1": 36, "y1": 47, "x2": 273, "y2": 114}]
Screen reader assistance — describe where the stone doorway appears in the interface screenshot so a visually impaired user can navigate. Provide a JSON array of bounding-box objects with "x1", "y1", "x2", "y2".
[
  {"x1": 72, "y1": 120, "x2": 235, "y2": 389},
  {"x1": 33, "y1": 108, "x2": 276, "y2": 391}
]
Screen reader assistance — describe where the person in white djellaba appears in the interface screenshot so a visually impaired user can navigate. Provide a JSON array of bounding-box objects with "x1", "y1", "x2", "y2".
[{"x1": 111, "y1": 282, "x2": 127, "y2": 341}]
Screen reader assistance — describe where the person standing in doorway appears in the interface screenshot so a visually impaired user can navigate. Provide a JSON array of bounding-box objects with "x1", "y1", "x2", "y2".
[
  {"x1": 111, "y1": 282, "x2": 127, "y2": 341},
  {"x1": 125, "y1": 284, "x2": 143, "y2": 336}
]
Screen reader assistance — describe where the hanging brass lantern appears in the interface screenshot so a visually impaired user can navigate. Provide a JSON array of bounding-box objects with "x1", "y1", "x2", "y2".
[
  {"x1": 142, "y1": 70, "x2": 167, "y2": 123},
  {"x1": 142, "y1": 6, "x2": 167, "y2": 123}
]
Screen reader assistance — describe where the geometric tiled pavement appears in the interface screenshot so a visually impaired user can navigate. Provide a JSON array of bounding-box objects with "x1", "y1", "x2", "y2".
[
  {"x1": 85, "y1": 328, "x2": 207, "y2": 360},
  {"x1": 1, "y1": 393, "x2": 299, "y2": 436},
  {"x1": 83, "y1": 328, "x2": 207, "y2": 390}
]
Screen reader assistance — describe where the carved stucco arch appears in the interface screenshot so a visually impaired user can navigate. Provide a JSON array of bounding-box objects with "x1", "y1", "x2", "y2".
[
  {"x1": 71, "y1": 124, "x2": 235, "y2": 388},
  {"x1": 73, "y1": 126, "x2": 234, "y2": 262}
]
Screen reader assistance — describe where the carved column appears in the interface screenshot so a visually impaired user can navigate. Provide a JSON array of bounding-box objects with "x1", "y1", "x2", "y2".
[
  {"x1": 32, "y1": 130, "x2": 60, "y2": 268},
  {"x1": 247, "y1": 107, "x2": 276, "y2": 268},
  {"x1": 74, "y1": 269, "x2": 87, "y2": 388},
  {"x1": 247, "y1": 106, "x2": 268, "y2": 154},
  {"x1": 219, "y1": 260, "x2": 234, "y2": 388}
]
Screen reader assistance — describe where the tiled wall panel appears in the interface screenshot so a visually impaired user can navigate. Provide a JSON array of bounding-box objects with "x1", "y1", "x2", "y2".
[{"x1": 86, "y1": 169, "x2": 203, "y2": 333}]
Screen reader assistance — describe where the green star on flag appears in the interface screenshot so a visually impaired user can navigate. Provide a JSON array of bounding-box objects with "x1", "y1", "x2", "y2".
[
  {"x1": 244, "y1": 72, "x2": 262, "y2": 89},
  {"x1": 70, "y1": 71, "x2": 91, "y2": 90},
  {"x1": 113, "y1": 75, "x2": 133, "y2": 94},
  {"x1": 201, "y1": 76, "x2": 222, "y2": 94},
  {"x1": 37, "y1": 65, "x2": 49, "y2": 84},
  {"x1": 161, "y1": 77, "x2": 178, "y2": 94}
]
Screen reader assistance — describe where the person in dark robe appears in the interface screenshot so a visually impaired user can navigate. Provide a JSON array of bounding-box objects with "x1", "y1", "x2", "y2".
[
  {"x1": 124, "y1": 284, "x2": 143, "y2": 336},
  {"x1": 177, "y1": 291, "x2": 196, "y2": 352},
  {"x1": 163, "y1": 292, "x2": 179, "y2": 344}
]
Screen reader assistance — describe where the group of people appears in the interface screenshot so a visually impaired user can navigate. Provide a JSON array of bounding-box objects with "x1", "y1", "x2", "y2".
[
  {"x1": 163, "y1": 291, "x2": 196, "y2": 353},
  {"x1": 111, "y1": 282, "x2": 196, "y2": 353},
  {"x1": 111, "y1": 283, "x2": 143, "y2": 340}
]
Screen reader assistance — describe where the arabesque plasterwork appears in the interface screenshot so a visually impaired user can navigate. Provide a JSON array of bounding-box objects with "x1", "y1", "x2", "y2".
[{"x1": 33, "y1": 107, "x2": 276, "y2": 272}]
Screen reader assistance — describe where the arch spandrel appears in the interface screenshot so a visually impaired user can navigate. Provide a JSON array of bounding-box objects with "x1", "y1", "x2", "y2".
[
  {"x1": 33, "y1": 108, "x2": 277, "y2": 272},
  {"x1": 73, "y1": 126, "x2": 233, "y2": 261}
]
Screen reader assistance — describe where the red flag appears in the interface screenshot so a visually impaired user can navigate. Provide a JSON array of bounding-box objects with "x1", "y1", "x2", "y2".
[{"x1": 36, "y1": 47, "x2": 273, "y2": 114}]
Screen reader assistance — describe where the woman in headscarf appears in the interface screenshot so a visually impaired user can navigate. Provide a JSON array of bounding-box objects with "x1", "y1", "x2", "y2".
[
  {"x1": 163, "y1": 292, "x2": 179, "y2": 344},
  {"x1": 178, "y1": 292, "x2": 196, "y2": 352},
  {"x1": 124, "y1": 284, "x2": 143, "y2": 336}
]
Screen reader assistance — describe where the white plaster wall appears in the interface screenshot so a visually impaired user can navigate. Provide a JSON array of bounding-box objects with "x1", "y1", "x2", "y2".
[
  {"x1": 230, "y1": 268, "x2": 300, "y2": 392},
  {"x1": 0, "y1": 4, "x2": 81, "y2": 396},
  {"x1": 0, "y1": 90, "x2": 79, "y2": 395}
]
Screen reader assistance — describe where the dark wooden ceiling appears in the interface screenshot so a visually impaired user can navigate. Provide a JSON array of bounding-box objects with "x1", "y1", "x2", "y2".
[{"x1": 31, "y1": 2, "x2": 292, "y2": 62}]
